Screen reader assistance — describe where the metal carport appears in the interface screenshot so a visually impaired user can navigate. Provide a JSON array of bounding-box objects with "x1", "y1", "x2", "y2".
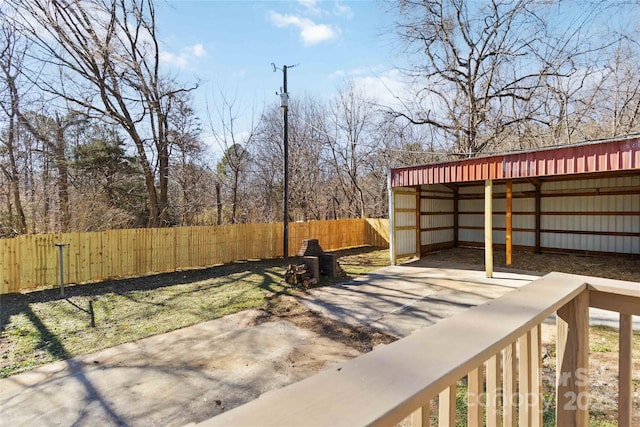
[{"x1": 388, "y1": 136, "x2": 640, "y2": 276}]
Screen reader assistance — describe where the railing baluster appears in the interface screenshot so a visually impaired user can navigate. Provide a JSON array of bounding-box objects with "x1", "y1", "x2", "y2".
[
  {"x1": 530, "y1": 324, "x2": 542, "y2": 427},
  {"x1": 503, "y1": 342, "x2": 517, "y2": 427},
  {"x1": 518, "y1": 331, "x2": 531, "y2": 427},
  {"x1": 424, "y1": 404, "x2": 431, "y2": 427},
  {"x1": 468, "y1": 367, "x2": 484, "y2": 426},
  {"x1": 486, "y1": 353, "x2": 501, "y2": 427},
  {"x1": 619, "y1": 313, "x2": 632, "y2": 427},
  {"x1": 556, "y1": 291, "x2": 589, "y2": 426},
  {"x1": 409, "y1": 404, "x2": 431, "y2": 427},
  {"x1": 439, "y1": 386, "x2": 456, "y2": 427}
]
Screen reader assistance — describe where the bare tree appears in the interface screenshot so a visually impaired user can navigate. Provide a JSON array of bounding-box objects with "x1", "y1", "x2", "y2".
[
  {"x1": 328, "y1": 80, "x2": 378, "y2": 218},
  {"x1": 166, "y1": 91, "x2": 207, "y2": 226},
  {"x1": 7, "y1": 108, "x2": 85, "y2": 232},
  {"x1": 6, "y1": 0, "x2": 197, "y2": 227},
  {"x1": 207, "y1": 90, "x2": 260, "y2": 224},
  {"x1": 390, "y1": 0, "x2": 617, "y2": 156},
  {"x1": 598, "y1": 37, "x2": 640, "y2": 137},
  {"x1": 0, "y1": 23, "x2": 28, "y2": 233}
]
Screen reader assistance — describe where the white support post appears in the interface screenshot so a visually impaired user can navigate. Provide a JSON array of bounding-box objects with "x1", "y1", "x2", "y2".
[
  {"x1": 388, "y1": 173, "x2": 397, "y2": 265},
  {"x1": 506, "y1": 179, "x2": 513, "y2": 266},
  {"x1": 485, "y1": 179, "x2": 493, "y2": 278}
]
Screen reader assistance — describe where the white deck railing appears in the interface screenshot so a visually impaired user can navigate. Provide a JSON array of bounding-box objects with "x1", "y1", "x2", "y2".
[{"x1": 191, "y1": 272, "x2": 638, "y2": 427}]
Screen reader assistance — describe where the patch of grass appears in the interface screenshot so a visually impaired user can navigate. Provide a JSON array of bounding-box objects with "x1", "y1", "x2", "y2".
[
  {"x1": 0, "y1": 247, "x2": 391, "y2": 379},
  {"x1": 540, "y1": 324, "x2": 640, "y2": 426},
  {"x1": 331, "y1": 247, "x2": 391, "y2": 276},
  {"x1": 425, "y1": 381, "x2": 469, "y2": 427},
  {"x1": 311, "y1": 247, "x2": 391, "y2": 286},
  {"x1": 0, "y1": 260, "x2": 295, "y2": 378}
]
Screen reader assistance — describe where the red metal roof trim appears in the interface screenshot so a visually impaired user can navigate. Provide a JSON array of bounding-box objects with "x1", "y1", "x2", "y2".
[{"x1": 391, "y1": 136, "x2": 640, "y2": 187}]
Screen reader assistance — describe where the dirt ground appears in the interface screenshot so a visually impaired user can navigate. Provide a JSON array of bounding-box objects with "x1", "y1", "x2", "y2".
[
  {"x1": 261, "y1": 294, "x2": 396, "y2": 352},
  {"x1": 422, "y1": 247, "x2": 640, "y2": 282}
]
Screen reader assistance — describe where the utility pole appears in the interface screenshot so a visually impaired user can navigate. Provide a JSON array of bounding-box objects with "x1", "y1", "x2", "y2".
[{"x1": 273, "y1": 63, "x2": 296, "y2": 259}]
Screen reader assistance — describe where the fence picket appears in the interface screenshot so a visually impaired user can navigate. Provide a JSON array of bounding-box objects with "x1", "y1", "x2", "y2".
[{"x1": 1, "y1": 219, "x2": 389, "y2": 293}]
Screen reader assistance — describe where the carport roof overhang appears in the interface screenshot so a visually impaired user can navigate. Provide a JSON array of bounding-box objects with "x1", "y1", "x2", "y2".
[{"x1": 390, "y1": 135, "x2": 640, "y2": 188}]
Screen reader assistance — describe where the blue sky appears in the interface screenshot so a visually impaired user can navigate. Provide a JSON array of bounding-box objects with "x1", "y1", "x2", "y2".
[{"x1": 155, "y1": 0, "x2": 401, "y2": 146}]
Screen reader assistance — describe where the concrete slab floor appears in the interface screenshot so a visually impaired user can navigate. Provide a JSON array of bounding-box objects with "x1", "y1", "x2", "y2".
[
  {"x1": 297, "y1": 258, "x2": 640, "y2": 338},
  {"x1": 0, "y1": 310, "x2": 360, "y2": 427},
  {"x1": 297, "y1": 259, "x2": 541, "y2": 338}
]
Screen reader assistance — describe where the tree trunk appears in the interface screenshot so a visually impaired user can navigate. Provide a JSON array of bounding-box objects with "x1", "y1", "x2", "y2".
[
  {"x1": 54, "y1": 123, "x2": 70, "y2": 232},
  {"x1": 129, "y1": 134, "x2": 160, "y2": 228},
  {"x1": 43, "y1": 157, "x2": 50, "y2": 233},
  {"x1": 5, "y1": 116, "x2": 27, "y2": 234},
  {"x1": 231, "y1": 168, "x2": 239, "y2": 223},
  {"x1": 158, "y1": 143, "x2": 169, "y2": 226},
  {"x1": 1, "y1": 52, "x2": 27, "y2": 234},
  {"x1": 215, "y1": 180, "x2": 222, "y2": 225}
]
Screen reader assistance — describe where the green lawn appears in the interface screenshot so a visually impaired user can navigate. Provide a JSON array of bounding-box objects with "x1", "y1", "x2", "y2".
[{"x1": 0, "y1": 247, "x2": 390, "y2": 378}]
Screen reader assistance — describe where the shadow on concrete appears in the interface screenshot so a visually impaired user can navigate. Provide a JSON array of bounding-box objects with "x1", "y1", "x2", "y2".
[{"x1": 13, "y1": 305, "x2": 127, "y2": 426}]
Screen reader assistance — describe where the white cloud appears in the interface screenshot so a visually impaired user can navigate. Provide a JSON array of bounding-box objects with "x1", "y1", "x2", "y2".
[
  {"x1": 333, "y1": 2, "x2": 354, "y2": 19},
  {"x1": 190, "y1": 44, "x2": 206, "y2": 57},
  {"x1": 268, "y1": 12, "x2": 339, "y2": 46},
  {"x1": 298, "y1": 0, "x2": 321, "y2": 15},
  {"x1": 160, "y1": 43, "x2": 207, "y2": 69},
  {"x1": 332, "y1": 68, "x2": 411, "y2": 109},
  {"x1": 160, "y1": 51, "x2": 188, "y2": 69}
]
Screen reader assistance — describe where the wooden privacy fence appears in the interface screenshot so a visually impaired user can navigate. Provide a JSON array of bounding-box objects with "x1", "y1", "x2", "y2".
[{"x1": 0, "y1": 218, "x2": 389, "y2": 294}]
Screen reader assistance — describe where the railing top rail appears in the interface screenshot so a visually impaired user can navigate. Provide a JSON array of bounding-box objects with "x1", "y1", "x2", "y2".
[
  {"x1": 586, "y1": 276, "x2": 640, "y2": 299},
  {"x1": 587, "y1": 276, "x2": 640, "y2": 316},
  {"x1": 194, "y1": 272, "x2": 599, "y2": 427}
]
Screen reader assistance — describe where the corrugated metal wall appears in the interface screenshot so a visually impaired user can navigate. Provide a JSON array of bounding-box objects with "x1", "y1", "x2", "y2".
[
  {"x1": 458, "y1": 182, "x2": 536, "y2": 248},
  {"x1": 541, "y1": 175, "x2": 639, "y2": 253},
  {"x1": 393, "y1": 188, "x2": 417, "y2": 256},
  {"x1": 393, "y1": 175, "x2": 639, "y2": 257},
  {"x1": 391, "y1": 136, "x2": 640, "y2": 187},
  {"x1": 420, "y1": 184, "x2": 455, "y2": 251}
]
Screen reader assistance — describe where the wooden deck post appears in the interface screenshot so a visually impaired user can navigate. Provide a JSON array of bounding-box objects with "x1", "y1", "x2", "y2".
[
  {"x1": 518, "y1": 331, "x2": 531, "y2": 427},
  {"x1": 439, "y1": 386, "x2": 456, "y2": 427},
  {"x1": 556, "y1": 291, "x2": 589, "y2": 426},
  {"x1": 503, "y1": 343, "x2": 517, "y2": 427},
  {"x1": 619, "y1": 313, "x2": 632, "y2": 427},
  {"x1": 485, "y1": 179, "x2": 493, "y2": 278},
  {"x1": 409, "y1": 404, "x2": 430, "y2": 427},
  {"x1": 506, "y1": 179, "x2": 512, "y2": 266},
  {"x1": 486, "y1": 353, "x2": 501, "y2": 427}
]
